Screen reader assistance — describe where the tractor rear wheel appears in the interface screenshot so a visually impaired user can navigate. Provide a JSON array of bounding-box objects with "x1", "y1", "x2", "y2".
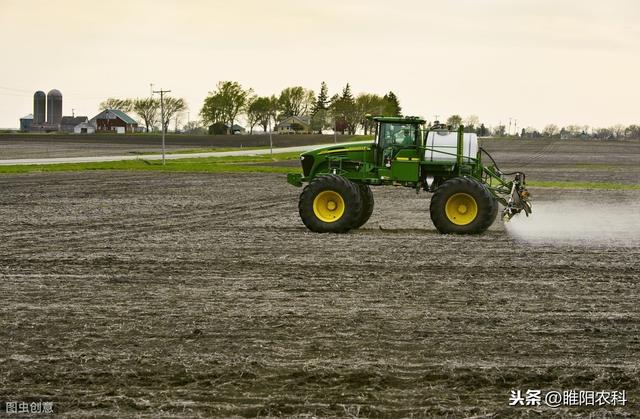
[
  {"x1": 299, "y1": 175, "x2": 363, "y2": 233},
  {"x1": 430, "y1": 177, "x2": 497, "y2": 234},
  {"x1": 351, "y1": 184, "x2": 375, "y2": 229}
]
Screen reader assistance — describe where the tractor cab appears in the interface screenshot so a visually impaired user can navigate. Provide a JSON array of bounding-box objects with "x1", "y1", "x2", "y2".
[{"x1": 373, "y1": 116, "x2": 425, "y2": 182}]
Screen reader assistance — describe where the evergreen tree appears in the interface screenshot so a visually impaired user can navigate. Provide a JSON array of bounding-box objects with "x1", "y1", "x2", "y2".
[
  {"x1": 340, "y1": 84, "x2": 358, "y2": 135},
  {"x1": 311, "y1": 81, "x2": 329, "y2": 114},
  {"x1": 341, "y1": 83, "x2": 354, "y2": 103},
  {"x1": 310, "y1": 82, "x2": 330, "y2": 133},
  {"x1": 382, "y1": 91, "x2": 402, "y2": 116}
]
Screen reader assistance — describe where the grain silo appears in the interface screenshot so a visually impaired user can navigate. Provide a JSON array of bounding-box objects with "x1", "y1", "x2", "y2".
[
  {"x1": 46, "y1": 89, "x2": 62, "y2": 125},
  {"x1": 33, "y1": 91, "x2": 46, "y2": 124}
]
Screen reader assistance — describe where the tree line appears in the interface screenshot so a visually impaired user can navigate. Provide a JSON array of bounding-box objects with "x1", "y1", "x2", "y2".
[
  {"x1": 436, "y1": 114, "x2": 640, "y2": 140},
  {"x1": 199, "y1": 81, "x2": 402, "y2": 135},
  {"x1": 100, "y1": 93, "x2": 640, "y2": 140},
  {"x1": 520, "y1": 124, "x2": 640, "y2": 140}
]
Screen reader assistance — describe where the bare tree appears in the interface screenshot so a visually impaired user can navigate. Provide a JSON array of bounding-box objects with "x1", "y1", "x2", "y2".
[
  {"x1": 543, "y1": 124, "x2": 559, "y2": 137},
  {"x1": 278, "y1": 86, "x2": 315, "y2": 118},
  {"x1": 183, "y1": 120, "x2": 206, "y2": 135},
  {"x1": 99, "y1": 98, "x2": 133, "y2": 112},
  {"x1": 355, "y1": 93, "x2": 385, "y2": 135},
  {"x1": 245, "y1": 96, "x2": 260, "y2": 134},
  {"x1": 463, "y1": 115, "x2": 480, "y2": 130},
  {"x1": 611, "y1": 124, "x2": 626, "y2": 138},
  {"x1": 132, "y1": 98, "x2": 159, "y2": 132},
  {"x1": 160, "y1": 97, "x2": 187, "y2": 133},
  {"x1": 446, "y1": 115, "x2": 462, "y2": 129}
]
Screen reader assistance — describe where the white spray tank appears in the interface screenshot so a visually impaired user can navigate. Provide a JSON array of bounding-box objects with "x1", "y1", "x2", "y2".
[{"x1": 424, "y1": 130, "x2": 478, "y2": 163}]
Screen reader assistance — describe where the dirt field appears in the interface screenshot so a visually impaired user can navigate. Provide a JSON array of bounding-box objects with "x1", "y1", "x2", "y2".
[
  {"x1": 1, "y1": 140, "x2": 639, "y2": 417},
  {"x1": 481, "y1": 138, "x2": 640, "y2": 185},
  {"x1": 0, "y1": 134, "x2": 340, "y2": 160}
]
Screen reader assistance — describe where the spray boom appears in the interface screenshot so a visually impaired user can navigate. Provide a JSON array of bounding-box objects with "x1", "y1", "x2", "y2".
[{"x1": 502, "y1": 173, "x2": 532, "y2": 221}]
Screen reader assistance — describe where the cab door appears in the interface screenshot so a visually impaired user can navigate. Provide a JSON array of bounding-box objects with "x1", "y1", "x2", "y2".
[
  {"x1": 391, "y1": 147, "x2": 420, "y2": 181},
  {"x1": 377, "y1": 123, "x2": 420, "y2": 181}
]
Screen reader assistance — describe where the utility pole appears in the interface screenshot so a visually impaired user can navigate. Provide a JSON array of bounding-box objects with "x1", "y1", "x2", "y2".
[
  {"x1": 508, "y1": 117, "x2": 513, "y2": 136},
  {"x1": 150, "y1": 83, "x2": 154, "y2": 98},
  {"x1": 72, "y1": 108, "x2": 75, "y2": 117},
  {"x1": 514, "y1": 119, "x2": 518, "y2": 137},
  {"x1": 268, "y1": 117, "x2": 273, "y2": 156},
  {"x1": 153, "y1": 88, "x2": 171, "y2": 165}
]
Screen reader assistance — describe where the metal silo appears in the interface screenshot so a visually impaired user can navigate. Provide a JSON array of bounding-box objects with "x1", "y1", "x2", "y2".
[
  {"x1": 33, "y1": 91, "x2": 46, "y2": 124},
  {"x1": 46, "y1": 89, "x2": 62, "y2": 125}
]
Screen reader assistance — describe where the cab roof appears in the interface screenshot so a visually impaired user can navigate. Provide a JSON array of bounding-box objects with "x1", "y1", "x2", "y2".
[{"x1": 369, "y1": 115, "x2": 426, "y2": 124}]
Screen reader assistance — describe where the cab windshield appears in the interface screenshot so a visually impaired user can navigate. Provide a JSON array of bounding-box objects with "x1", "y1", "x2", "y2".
[{"x1": 379, "y1": 123, "x2": 419, "y2": 149}]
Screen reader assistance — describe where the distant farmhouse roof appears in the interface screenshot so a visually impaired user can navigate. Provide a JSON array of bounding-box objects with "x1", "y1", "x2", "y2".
[
  {"x1": 90, "y1": 109, "x2": 138, "y2": 133},
  {"x1": 60, "y1": 116, "x2": 88, "y2": 126},
  {"x1": 275, "y1": 115, "x2": 311, "y2": 132},
  {"x1": 91, "y1": 109, "x2": 138, "y2": 125},
  {"x1": 275, "y1": 115, "x2": 310, "y2": 127},
  {"x1": 19, "y1": 114, "x2": 34, "y2": 131},
  {"x1": 59, "y1": 116, "x2": 89, "y2": 133}
]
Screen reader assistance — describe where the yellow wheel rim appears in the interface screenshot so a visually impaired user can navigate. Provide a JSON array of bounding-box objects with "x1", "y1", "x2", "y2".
[
  {"x1": 313, "y1": 190, "x2": 345, "y2": 223},
  {"x1": 445, "y1": 193, "x2": 478, "y2": 225}
]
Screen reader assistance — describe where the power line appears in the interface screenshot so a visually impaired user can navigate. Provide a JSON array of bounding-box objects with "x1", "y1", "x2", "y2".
[
  {"x1": 0, "y1": 86, "x2": 34, "y2": 93},
  {"x1": 0, "y1": 86, "x2": 103, "y2": 100}
]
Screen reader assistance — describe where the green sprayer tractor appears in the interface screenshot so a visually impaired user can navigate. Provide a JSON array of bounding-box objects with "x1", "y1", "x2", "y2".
[{"x1": 287, "y1": 116, "x2": 532, "y2": 234}]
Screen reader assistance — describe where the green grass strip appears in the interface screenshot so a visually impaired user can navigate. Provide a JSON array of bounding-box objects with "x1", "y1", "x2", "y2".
[
  {"x1": 134, "y1": 146, "x2": 272, "y2": 155},
  {"x1": 0, "y1": 153, "x2": 302, "y2": 174}
]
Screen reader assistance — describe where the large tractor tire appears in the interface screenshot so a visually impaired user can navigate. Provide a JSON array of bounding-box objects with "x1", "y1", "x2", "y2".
[
  {"x1": 429, "y1": 177, "x2": 497, "y2": 234},
  {"x1": 298, "y1": 175, "x2": 363, "y2": 233},
  {"x1": 488, "y1": 193, "x2": 499, "y2": 225},
  {"x1": 351, "y1": 184, "x2": 375, "y2": 229}
]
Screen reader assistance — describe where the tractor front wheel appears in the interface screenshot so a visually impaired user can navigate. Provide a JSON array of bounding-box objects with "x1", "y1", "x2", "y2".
[
  {"x1": 299, "y1": 175, "x2": 363, "y2": 233},
  {"x1": 430, "y1": 177, "x2": 497, "y2": 234}
]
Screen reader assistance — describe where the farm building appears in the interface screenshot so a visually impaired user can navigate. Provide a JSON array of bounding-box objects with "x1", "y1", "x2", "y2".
[
  {"x1": 275, "y1": 116, "x2": 311, "y2": 133},
  {"x1": 208, "y1": 123, "x2": 247, "y2": 135},
  {"x1": 60, "y1": 116, "x2": 89, "y2": 133},
  {"x1": 231, "y1": 124, "x2": 246, "y2": 134},
  {"x1": 19, "y1": 114, "x2": 33, "y2": 131},
  {"x1": 74, "y1": 122, "x2": 95, "y2": 134},
  {"x1": 90, "y1": 109, "x2": 138, "y2": 133}
]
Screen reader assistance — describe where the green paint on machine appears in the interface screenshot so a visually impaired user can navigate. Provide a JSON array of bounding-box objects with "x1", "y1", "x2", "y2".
[{"x1": 288, "y1": 116, "x2": 532, "y2": 234}]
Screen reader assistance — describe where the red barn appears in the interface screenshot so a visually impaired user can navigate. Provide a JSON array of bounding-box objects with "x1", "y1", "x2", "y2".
[{"x1": 90, "y1": 109, "x2": 138, "y2": 133}]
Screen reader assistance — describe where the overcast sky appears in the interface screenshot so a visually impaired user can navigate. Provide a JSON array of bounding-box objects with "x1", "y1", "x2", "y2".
[{"x1": 1, "y1": 0, "x2": 639, "y2": 130}]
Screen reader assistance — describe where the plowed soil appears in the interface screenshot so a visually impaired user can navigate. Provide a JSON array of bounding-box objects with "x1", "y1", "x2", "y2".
[{"x1": 1, "y1": 140, "x2": 640, "y2": 417}]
